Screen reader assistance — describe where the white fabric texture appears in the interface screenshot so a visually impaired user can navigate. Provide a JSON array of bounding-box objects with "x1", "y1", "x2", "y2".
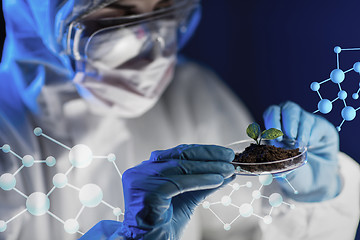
[{"x1": 0, "y1": 61, "x2": 359, "y2": 240}]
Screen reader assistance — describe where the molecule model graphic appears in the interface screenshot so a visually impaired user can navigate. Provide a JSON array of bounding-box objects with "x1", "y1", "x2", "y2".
[
  {"x1": 202, "y1": 169, "x2": 297, "y2": 231},
  {"x1": 310, "y1": 46, "x2": 360, "y2": 131},
  {"x1": 0, "y1": 127, "x2": 124, "y2": 235}
]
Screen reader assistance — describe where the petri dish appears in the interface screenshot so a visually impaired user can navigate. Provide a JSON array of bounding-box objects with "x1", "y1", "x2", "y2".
[{"x1": 227, "y1": 139, "x2": 307, "y2": 175}]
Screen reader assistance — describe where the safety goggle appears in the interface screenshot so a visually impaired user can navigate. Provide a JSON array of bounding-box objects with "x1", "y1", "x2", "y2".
[{"x1": 65, "y1": 0, "x2": 201, "y2": 62}]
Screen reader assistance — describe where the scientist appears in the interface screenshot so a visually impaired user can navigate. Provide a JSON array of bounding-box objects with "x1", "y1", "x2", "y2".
[{"x1": 0, "y1": 0, "x2": 359, "y2": 239}]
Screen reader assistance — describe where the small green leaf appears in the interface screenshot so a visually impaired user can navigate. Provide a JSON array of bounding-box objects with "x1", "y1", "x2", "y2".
[
  {"x1": 246, "y1": 122, "x2": 261, "y2": 141},
  {"x1": 261, "y1": 128, "x2": 284, "y2": 140}
]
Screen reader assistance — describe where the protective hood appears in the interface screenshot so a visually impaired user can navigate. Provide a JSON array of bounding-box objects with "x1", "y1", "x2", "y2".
[
  {"x1": 0, "y1": 0, "x2": 200, "y2": 115},
  {"x1": 0, "y1": 0, "x2": 118, "y2": 113}
]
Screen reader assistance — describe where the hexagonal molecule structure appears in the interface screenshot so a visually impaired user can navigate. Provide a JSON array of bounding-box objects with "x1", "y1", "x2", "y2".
[
  {"x1": 0, "y1": 128, "x2": 124, "y2": 236},
  {"x1": 310, "y1": 46, "x2": 360, "y2": 131}
]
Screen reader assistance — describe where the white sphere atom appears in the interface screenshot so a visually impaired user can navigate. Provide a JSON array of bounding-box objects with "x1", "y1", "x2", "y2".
[
  {"x1": 252, "y1": 190, "x2": 261, "y2": 199},
  {"x1": 33, "y1": 127, "x2": 43, "y2": 136},
  {"x1": 221, "y1": 195, "x2": 232, "y2": 206},
  {"x1": 338, "y1": 90, "x2": 347, "y2": 100},
  {"x1": 239, "y1": 203, "x2": 253, "y2": 217},
  {"x1": 0, "y1": 220, "x2": 6, "y2": 232},
  {"x1": 246, "y1": 181, "x2": 252, "y2": 188},
  {"x1": 1, "y1": 144, "x2": 10, "y2": 153},
  {"x1": 53, "y1": 173, "x2": 68, "y2": 188},
  {"x1": 26, "y1": 192, "x2": 50, "y2": 216},
  {"x1": 341, "y1": 106, "x2": 356, "y2": 121},
  {"x1": 202, "y1": 201, "x2": 210, "y2": 209},
  {"x1": 232, "y1": 183, "x2": 240, "y2": 190},
  {"x1": 269, "y1": 193, "x2": 283, "y2": 207},
  {"x1": 107, "y1": 153, "x2": 116, "y2": 162},
  {"x1": 79, "y1": 184, "x2": 103, "y2": 208},
  {"x1": 330, "y1": 69, "x2": 345, "y2": 83},
  {"x1": 46, "y1": 156, "x2": 56, "y2": 167},
  {"x1": 64, "y1": 219, "x2": 79, "y2": 234},
  {"x1": 259, "y1": 172, "x2": 273, "y2": 186},
  {"x1": 353, "y1": 62, "x2": 360, "y2": 73},
  {"x1": 318, "y1": 99, "x2": 333, "y2": 114},
  {"x1": 263, "y1": 215, "x2": 273, "y2": 224},
  {"x1": 0, "y1": 173, "x2": 16, "y2": 191},
  {"x1": 334, "y1": 46, "x2": 341, "y2": 54},
  {"x1": 310, "y1": 82, "x2": 320, "y2": 91},
  {"x1": 224, "y1": 224, "x2": 231, "y2": 231},
  {"x1": 113, "y1": 208, "x2": 123, "y2": 216},
  {"x1": 69, "y1": 144, "x2": 93, "y2": 168},
  {"x1": 22, "y1": 155, "x2": 34, "y2": 167}
]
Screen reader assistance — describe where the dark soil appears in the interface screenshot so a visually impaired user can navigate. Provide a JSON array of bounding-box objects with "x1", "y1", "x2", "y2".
[{"x1": 232, "y1": 143, "x2": 301, "y2": 172}]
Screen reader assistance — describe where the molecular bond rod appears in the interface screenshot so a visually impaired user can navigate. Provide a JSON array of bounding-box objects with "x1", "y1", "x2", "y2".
[
  {"x1": 33, "y1": 160, "x2": 46, "y2": 163},
  {"x1": 93, "y1": 156, "x2": 108, "y2": 159},
  {"x1": 47, "y1": 186, "x2": 56, "y2": 196},
  {"x1": 9, "y1": 150, "x2": 22, "y2": 161},
  {"x1": 252, "y1": 213, "x2": 264, "y2": 220},
  {"x1": 39, "y1": 133, "x2": 71, "y2": 151},
  {"x1": 229, "y1": 214, "x2": 241, "y2": 225},
  {"x1": 229, "y1": 189, "x2": 236, "y2": 197},
  {"x1": 13, "y1": 165, "x2": 24, "y2": 176},
  {"x1": 101, "y1": 200, "x2": 115, "y2": 210},
  {"x1": 341, "y1": 48, "x2": 360, "y2": 51},
  {"x1": 67, "y1": 183, "x2": 81, "y2": 191},
  {"x1": 75, "y1": 206, "x2": 85, "y2": 221},
  {"x1": 208, "y1": 208, "x2": 225, "y2": 225},
  {"x1": 283, "y1": 178, "x2": 298, "y2": 194},
  {"x1": 230, "y1": 203, "x2": 240, "y2": 209},
  {"x1": 6, "y1": 209, "x2": 27, "y2": 224},
  {"x1": 319, "y1": 78, "x2": 331, "y2": 84},
  {"x1": 13, "y1": 187, "x2": 28, "y2": 199},
  {"x1": 112, "y1": 161, "x2": 123, "y2": 178},
  {"x1": 269, "y1": 207, "x2": 274, "y2": 215},
  {"x1": 64, "y1": 166, "x2": 74, "y2": 176},
  {"x1": 47, "y1": 211, "x2": 65, "y2": 224}
]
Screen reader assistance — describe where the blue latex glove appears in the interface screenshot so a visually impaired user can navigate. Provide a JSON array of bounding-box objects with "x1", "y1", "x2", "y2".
[
  {"x1": 80, "y1": 144, "x2": 235, "y2": 240},
  {"x1": 263, "y1": 101, "x2": 341, "y2": 202}
]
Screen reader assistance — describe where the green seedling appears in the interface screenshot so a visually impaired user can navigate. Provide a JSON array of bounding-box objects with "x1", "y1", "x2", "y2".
[{"x1": 246, "y1": 122, "x2": 283, "y2": 145}]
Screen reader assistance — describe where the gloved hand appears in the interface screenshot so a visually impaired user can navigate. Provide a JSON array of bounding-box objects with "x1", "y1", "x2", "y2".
[
  {"x1": 263, "y1": 101, "x2": 341, "y2": 202},
  {"x1": 80, "y1": 144, "x2": 235, "y2": 240}
]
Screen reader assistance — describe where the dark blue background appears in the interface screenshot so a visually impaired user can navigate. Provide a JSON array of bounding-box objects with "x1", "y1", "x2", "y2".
[
  {"x1": 182, "y1": 1, "x2": 360, "y2": 238},
  {"x1": 0, "y1": 0, "x2": 359, "y2": 238},
  {"x1": 182, "y1": 0, "x2": 360, "y2": 166}
]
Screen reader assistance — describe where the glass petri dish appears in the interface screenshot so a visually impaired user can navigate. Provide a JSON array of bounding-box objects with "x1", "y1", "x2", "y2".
[{"x1": 227, "y1": 139, "x2": 307, "y2": 175}]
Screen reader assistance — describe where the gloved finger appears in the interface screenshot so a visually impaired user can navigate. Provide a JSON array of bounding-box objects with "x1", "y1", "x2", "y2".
[
  {"x1": 79, "y1": 220, "x2": 121, "y2": 240},
  {"x1": 217, "y1": 174, "x2": 236, "y2": 188},
  {"x1": 151, "y1": 160, "x2": 235, "y2": 179},
  {"x1": 296, "y1": 110, "x2": 315, "y2": 146},
  {"x1": 150, "y1": 144, "x2": 235, "y2": 162},
  {"x1": 152, "y1": 174, "x2": 225, "y2": 198},
  {"x1": 280, "y1": 101, "x2": 302, "y2": 139},
  {"x1": 181, "y1": 174, "x2": 237, "y2": 206},
  {"x1": 276, "y1": 164, "x2": 313, "y2": 195},
  {"x1": 263, "y1": 104, "x2": 282, "y2": 131},
  {"x1": 309, "y1": 115, "x2": 338, "y2": 147}
]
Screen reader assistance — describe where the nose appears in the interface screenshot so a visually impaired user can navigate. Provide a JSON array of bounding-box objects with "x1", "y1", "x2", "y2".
[{"x1": 152, "y1": 34, "x2": 165, "y2": 59}]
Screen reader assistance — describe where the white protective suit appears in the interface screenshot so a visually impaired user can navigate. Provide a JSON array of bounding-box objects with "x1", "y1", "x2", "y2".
[{"x1": 0, "y1": 0, "x2": 360, "y2": 240}]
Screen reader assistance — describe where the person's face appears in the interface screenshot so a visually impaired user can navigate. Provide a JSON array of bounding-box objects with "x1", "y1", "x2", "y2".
[{"x1": 84, "y1": 0, "x2": 175, "y2": 20}]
